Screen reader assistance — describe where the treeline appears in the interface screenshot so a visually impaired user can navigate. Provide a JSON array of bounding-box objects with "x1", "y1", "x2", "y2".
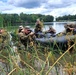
[
  {"x1": 56, "y1": 14, "x2": 76, "y2": 21},
  {"x1": 0, "y1": 13, "x2": 54, "y2": 27},
  {"x1": 1, "y1": 13, "x2": 76, "y2": 28}
]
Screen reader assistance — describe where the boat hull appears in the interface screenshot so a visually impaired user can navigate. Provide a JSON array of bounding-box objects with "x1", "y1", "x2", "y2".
[{"x1": 35, "y1": 35, "x2": 76, "y2": 50}]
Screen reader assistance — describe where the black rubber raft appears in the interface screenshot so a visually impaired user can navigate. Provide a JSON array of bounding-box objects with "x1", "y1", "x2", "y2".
[
  {"x1": 35, "y1": 33, "x2": 76, "y2": 51},
  {"x1": 35, "y1": 35, "x2": 76, "y2": 44}
]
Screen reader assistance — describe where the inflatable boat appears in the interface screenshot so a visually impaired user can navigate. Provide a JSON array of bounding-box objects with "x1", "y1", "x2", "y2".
[
  {"x1": 35, "y1": 32, "x2": 56, "y2": 38},
  {"x1": 35, "y1": 35, "x2": 76, "y2": 43},
  {"x1": 35, "y1": 34, "x2": 76, "y2": 50}
]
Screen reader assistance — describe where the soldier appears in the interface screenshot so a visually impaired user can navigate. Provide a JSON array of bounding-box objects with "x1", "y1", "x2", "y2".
[
  {"x1": 64, "y1": 24, "x2": 76, "y2": 35},
  {"x1": 34, "y1": 18, "x2": 43, "y2": 33},
  {"x1": 47, "y1": 26, "x2": 56, "y2": 34},
  {"x1": 18, "y1": 26, "x2": 35, "y2": 48},
  {"x1": 45, "y1": 26, "x2": 56, "y2": 37},
  {"x1": 34, "y1": 19, "x2": 43, "y2": 38},
  {"x1": 0, "y1": 28, "x2": 10, "y2": 50},
  {"x1": 18, "y1": 25, "x2": 24, "y2": 33}
]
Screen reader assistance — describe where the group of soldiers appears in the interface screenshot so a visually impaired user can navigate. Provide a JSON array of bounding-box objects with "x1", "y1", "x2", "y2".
[
  {"x1": 18, "y1": 18, "x2": 76, "y2": 48},
  {"x1": 0, "y1": 20, "x2": 76, "y2": 50},
  {"x1": 18, "y1": 18, "x2": 56, "y2": 47},
  {"x1": 18, "y1": 18, "x2": 44, "y2": 47}
]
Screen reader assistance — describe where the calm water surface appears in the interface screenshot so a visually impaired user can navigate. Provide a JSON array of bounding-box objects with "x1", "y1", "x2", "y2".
[
  {"x1": 32, "y1": 22, "x2": 66, "y2": 34},
  {"x1": 43, "y1": 22, "x2": 66, "y2": 34},
  {"x1": 43, "y1": 22, "x2": 76, "y2": 34}
]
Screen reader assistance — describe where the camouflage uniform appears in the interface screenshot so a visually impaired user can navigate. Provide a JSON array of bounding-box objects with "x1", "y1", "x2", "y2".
[
  {"x1": 34, "y1": 21, "x2": 43, "y2": 33},
  {"x1": 0, "y1": 29, "x2": 10, "y2": 50},
  {"x1": 18, "y1": 31, "x2": 35, "y2": 48},
  {"x1": 64, "y1": 24, "x2": 76, "y2": 35}
]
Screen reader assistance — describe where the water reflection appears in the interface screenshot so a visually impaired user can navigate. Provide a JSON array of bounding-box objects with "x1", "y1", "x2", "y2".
[
  {"x1": 43, "y1": 22, "x2": 65, "y2": 34},
  {"x1": 53, "y1": 22, "x2": 65, "y2": 34},
  {"x1": 32, "y1": 22, "x2": 76, "y2": 34}
]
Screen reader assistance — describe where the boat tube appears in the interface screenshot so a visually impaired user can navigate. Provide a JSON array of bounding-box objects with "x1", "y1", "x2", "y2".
[
  {"x1": 35, "y1": 34, "x2": 76, "y2": 50},
  {"x1": 35, "y1": 32, "x2": 56, "y2": 38},
  {"x1": 35, "y1": 35, "x2": 76, "y2": 43}
]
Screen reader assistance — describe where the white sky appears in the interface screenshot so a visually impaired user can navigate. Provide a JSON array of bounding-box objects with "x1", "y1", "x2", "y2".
[{"x1": 0, "y1": 0, "x2": 76, "y2": 17}]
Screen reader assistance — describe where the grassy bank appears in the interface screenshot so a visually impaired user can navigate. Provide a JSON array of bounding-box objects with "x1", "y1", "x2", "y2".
[{"x1": 0, "y1": 35, "x2": 76, "y2": 75}]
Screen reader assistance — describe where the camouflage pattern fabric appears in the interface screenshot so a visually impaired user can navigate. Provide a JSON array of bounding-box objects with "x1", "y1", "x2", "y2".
[
  {"x1": 34, "y1": 22, "x2": 43, "y2": 33},
  {"x1": 0, "y1": 29, "x2": 10, "y2": 50},
  {"x1": 18, "y1": 32, "x2": 35, "y2": 48}
]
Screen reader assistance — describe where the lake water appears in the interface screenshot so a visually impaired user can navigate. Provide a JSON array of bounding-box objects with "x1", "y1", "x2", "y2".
[
  {"x1": 42, "y1": 21, "x2": 76, "y2": 34},
  {"x1": 32, "y1": 22, "x2": 65, "y2": 34},
  {"x1": 43, "y1": 22, "x2": 65, "y2": 34}
]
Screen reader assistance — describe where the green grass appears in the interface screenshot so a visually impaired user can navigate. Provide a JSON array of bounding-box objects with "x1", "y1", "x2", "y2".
[
  {"x1": 0, "y1": 41, "x2": 76, "y2": 75},
  {"x1": 0, "y1": 28, "x2": 76, "y2": 75}
]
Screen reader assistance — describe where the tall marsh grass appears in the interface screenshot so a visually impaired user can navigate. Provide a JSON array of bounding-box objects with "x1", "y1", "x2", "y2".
[{"x1": 0, "y1": 38, "x2": 76, "y2": 75}]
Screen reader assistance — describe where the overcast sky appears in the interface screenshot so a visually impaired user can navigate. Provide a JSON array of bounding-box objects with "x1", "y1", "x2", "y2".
[{"x1": 0, "y1": 0, "x2": 76, "y2": 17}]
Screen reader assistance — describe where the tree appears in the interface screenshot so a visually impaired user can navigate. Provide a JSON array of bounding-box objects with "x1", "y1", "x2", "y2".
[{"x1": 0, "y1": 14, "x2": 3, "y2": 28}]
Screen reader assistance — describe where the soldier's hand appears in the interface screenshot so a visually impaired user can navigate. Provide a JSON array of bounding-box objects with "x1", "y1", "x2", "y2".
[{"x1": 29, "y1": 32, "x2": 34, "y2": 35}]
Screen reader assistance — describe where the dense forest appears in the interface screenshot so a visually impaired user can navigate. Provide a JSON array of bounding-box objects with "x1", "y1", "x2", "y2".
[
  {"x1": 0, "y1": 13, "x2": 54, "y2": 27},
  {"x1": 56, "y1": 14, "x2": 76, "y2": 21},
  {"x1": 0, "y1": 13, "x2": 76, "y2": 27}
]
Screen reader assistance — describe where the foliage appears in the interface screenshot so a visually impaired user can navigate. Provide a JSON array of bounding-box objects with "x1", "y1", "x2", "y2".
[
  {"x1": 1, "y1": 39, "x2": 76, "y2": 75},
  {"x1": 56, "y1": 14, "x2": 76, "y2": 21},
  {"x1": 0, "y1": 13, "x2": 54, "y2": 28},
  {"x1": 7, "y1": 30, "x2": 76, "y2": 75},
  {"x1": 0, "y1": 14, "x2": 3, "y2": 28}
]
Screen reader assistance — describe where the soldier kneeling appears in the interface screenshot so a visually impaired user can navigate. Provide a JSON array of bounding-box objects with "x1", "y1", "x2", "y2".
[{"x1": 18, "y1": 26, "x2": 35, "y2": 48}]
